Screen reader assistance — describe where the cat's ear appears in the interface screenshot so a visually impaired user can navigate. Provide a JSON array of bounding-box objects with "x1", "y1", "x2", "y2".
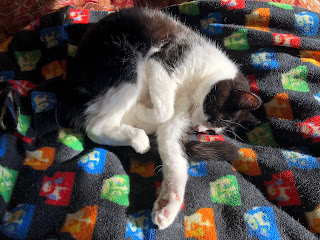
[{"x1": 234, "y1": 90, "x2": 262, "y2": 110}]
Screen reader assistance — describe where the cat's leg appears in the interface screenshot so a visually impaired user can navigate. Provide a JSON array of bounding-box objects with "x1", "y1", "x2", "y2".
[
  {"x1": 87, "y1": 123, "x2": 150, "y2": 154},
  {"x1": 152, "y1": 111, "x2": 189, "y2": 229},
  {"x1": 136, "y1": 60, "x2": 177, "y2": 124},
  {"x1": 84, "y1": 84, "x2": 150, "y2": 154}
]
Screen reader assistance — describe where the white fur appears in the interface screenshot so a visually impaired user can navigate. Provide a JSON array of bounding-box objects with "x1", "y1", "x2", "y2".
[{"x1": 84, "y1": 31, "x2": 238, "y2": 229}]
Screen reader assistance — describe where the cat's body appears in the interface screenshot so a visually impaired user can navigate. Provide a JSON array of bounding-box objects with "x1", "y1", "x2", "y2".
[{"x1": 63, "y1": 8, "x2": 261, "y2": 229}]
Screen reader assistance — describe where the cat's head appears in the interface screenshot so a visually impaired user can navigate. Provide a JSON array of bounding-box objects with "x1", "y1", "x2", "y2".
[{"x1": 191, "y1": 73, "x2": 262, "y2": 134}]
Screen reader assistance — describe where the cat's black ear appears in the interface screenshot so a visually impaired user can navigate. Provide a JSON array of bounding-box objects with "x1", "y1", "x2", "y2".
[{"x1": 234, "y1": 90, "x2": 262, "y2": 110}]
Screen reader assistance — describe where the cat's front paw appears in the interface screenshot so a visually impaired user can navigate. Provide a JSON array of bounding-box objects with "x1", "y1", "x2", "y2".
[
  {"x1": 152, "y1": 181, "x2": 183, "y2": 229},
  {"x1": 130, "y1": 128, "x2": 150, "y2": 154}
]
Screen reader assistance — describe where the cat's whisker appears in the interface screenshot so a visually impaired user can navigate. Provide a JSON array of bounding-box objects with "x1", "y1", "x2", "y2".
[
  {"x1": 222, "y1": 120, "x2": 242, "y2": 140},
  {"x1": 225, "y1": 129, "x2": 244, "y2": 141},
  {"x1": 220, "y1": 119, "x2": 233, "y2": 130},
  {"x1": 154, "y1": 164, "x2": 162, "y2": 172},
  {"x1": 222, "y1": 119, "x2": 248, "y2": 131},
  {"x1": 156, "y1": 167, "x2": 163, "y2": 175}
]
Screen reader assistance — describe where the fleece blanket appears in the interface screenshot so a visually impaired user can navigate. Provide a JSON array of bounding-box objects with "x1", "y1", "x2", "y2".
[{"x1": 0, "y1": 1, "x2": 319, "y2": 239}]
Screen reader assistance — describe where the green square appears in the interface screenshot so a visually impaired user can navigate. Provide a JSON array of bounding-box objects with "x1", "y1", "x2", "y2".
[
  {"x1": 210, "y1": 175, "x2": 241, "y2": 206},
  {"x1": 0, "y1": 165, "x2": 18, "y2": 203},
  {"x1": 101, "y1": 175, "x2": 130, "y2": 206},
  {"x1": 281, "y1": 66, "x2": 309, "y2": 92},
  {"x1": 17, "y1": 108, "x2": 31, "y2": 136},
  {"x1": 14, "y1": 50, "x2": 41, "y2": 71},
  {"x1": 67, "y1": 44, "x2": 77, "y2": 57},
  {"x1": 268, "y1": 2, "x2": 293, "y2": 10},
  {"x1": 178, "y1": 1, "x2": 200, "y2": 16},
  {"x1": 224, "y1": 29, "x2": 249, "y2": 50},
  {"x1": 58, "y1": 128, "x2": 84, "y2": 151},
  {"x1": 246, "y1": 123, "x2": 278, "y2": 147}
]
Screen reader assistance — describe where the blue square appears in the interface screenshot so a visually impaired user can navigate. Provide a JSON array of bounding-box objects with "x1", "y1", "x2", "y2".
[
  {"x1": 282, "y1": 150, "x2": 319, "y2": 169},
  {"x1": 201, "y1": 13, "x2": 223, "y2": 35},
  {"x1": 0, "y1": 204, "x2": 35, "y2": 239},
  {"x1": 188, "y1": 161, "x2": 208, "y2": 177},
  {"x1": 78, "y1": 148, "x2": 107, "y2": 174},
  {"x1": 0, "y1": 71, "x2": 15, "y2": 82},
  {"x1": 314, "y1": 92, "x2": 320, "y2": 104},
  {"x1": 295, "y1": 12, "x2": 319, "y2": 36},
  {"x1": 40, "y1": 25, "x2": 68, "y2": 48},
  {"x1": 252, "y1": 48, "x2": 280, "y2": 70},
  {"x1": 244, "y1": 206, "x2": 280, "y2": 240},
  {"x1": 31, "y1": 91, "x2": 57, "y2": 113},
  {"x1": 125, "y1": 210, "x2": 155, "y2": 240},
  {"x1": 0, "y1": 135, "x2": 6, "y2": 157}
]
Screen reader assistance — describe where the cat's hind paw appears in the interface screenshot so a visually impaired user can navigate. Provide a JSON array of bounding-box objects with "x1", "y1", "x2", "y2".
[
  {"x1": 152, "y1": 187, "x2": 183, "y2": 229},
  {"x1": 130, "y1": 128, "x2": 150, "y2": 154}
]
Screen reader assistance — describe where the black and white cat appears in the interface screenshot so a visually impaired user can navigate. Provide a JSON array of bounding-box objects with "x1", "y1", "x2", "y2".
[{"x1": 63, "y1": 7, "x2": 261, "y2": 229}]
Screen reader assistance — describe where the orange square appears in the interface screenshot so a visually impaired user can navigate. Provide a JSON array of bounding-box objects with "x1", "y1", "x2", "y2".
[
  {"x1": 24, "y1": 147, "x2": 55, "y2": 170},
  {"x1": 246, "y1": 8, "x2": 270, "y2": 32},
  {"x1": 61, "y1": 205, "x2": 98, "y2": 239},
  {"x1": 0, "y1": 36, "x2": 12, "y2": 53},
  {"x1": 264, "y1": 93, "x2": 294, "y2": 120},
  {"x1": 300, "y1": 50, "x2": 320, "y2": 66},
  {"x1": 130, "y1": 159, "x2": 154, "y2": 177},
  {"x1": 232, "y1": 148, "x2": 261, "y2": 176},
  {"x1": 42, "y1": 60, "x2": 64, "y2": 80},
  {"x1": 185, "y1": 208, "x2": 217, "y2": 240}
]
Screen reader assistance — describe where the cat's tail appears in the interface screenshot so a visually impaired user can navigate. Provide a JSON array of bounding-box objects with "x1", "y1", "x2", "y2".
[
  {"x1": 114, "y1": 135, "x2": 240, "y2": 163},
  {"x1": 186, "y1": 140, "x2": 239, "y2": 162}
]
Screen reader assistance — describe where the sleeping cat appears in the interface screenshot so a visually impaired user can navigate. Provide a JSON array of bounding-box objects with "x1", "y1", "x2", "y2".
[{"x1": 62, "y1": 7, "x2": 261, "y2": 229}]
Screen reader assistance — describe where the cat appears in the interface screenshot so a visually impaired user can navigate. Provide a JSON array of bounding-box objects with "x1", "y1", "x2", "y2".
[{"x1": 62, "y1": 7, "x2": 261, "y2": 229}]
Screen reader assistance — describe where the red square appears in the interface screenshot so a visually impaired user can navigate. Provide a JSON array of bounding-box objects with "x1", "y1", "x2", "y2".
[
  {"x1": 69, "y1": 9, "x2": 90, "y2": 24},
  {"x1": 198, "y1": 134, "x2": 224, "y2": 142},
  {"x1": 264, "y1": 171, "x2": 301, "y2": 206},
  {"x1": 221, "y1": 0, "x2": 245, "y2": 10},
  {"x1": 9, "y1": 80, "x2": 37, "y2": 97},
  {"x1": 40, "y1": 172, "x2": 75, "y2": 206},
  {"x1": 273, "y1": 33, "x2": 301, "y2": 49}
]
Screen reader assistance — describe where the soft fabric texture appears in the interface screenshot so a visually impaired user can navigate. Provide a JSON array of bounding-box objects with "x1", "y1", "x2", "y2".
[
  {"x1": 0, "y1": 0, "x2": 135, "y2": 44},
  {"x1": 1, "y1": 0, "x2": 320, "y2": 44},
  {"x1": 0, "y1": 1, "x2": 319, "y2": 239}
]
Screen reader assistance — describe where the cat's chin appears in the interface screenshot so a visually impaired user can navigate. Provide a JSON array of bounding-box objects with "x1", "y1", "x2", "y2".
[{"x1": 194, "y1": 124, "x2": 226, "y2": 134}]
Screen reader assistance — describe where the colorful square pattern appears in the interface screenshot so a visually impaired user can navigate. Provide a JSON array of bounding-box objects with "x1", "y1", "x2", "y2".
[
  {"x1": 125, "y1": 210, "x2": 155, "y2": 240},
  {"x1": 61, "y1": 205, "x2": 98, "y2": 239},
  {"x1": 244, "y1": 206, "x2": 280, "y2": 240},
  {"x1": 40, "y1": 172, "x2": 75, "y2": 206},
  {"x1": 78, "y1": 148, "x2": 107, "y2": 174},
  {"x1": 232, "y1": 148, "x2": 261, "y2": 176},
  {"x1": 184, "y1": 208, "x2": 217, "y2": 240},
  {"x1": 210, "y1": 175, "x2": 241, "y2": 206},
  {"x1": 0, "y1": 204, "x2": 35, "y2": 239},
  {"x1": 264, "y1": 171, "x2": 301, "y2": 206},
  {"x1": 0, "y1": 164, "x2": 18, "y2": 203},
  {"x1": 101, "y1": 175, "x2": 130, "y2": 206}
]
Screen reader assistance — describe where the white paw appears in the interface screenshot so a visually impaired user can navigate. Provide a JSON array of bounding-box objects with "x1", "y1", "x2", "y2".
[
  {"x1": 152, "y1": 181, "x2": 183, "y2": 229},
  {"x1": 130, "y1": 129, "x2": 150, "y2": 154}
]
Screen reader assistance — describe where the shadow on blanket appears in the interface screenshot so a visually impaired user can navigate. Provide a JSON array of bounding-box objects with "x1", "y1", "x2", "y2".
[{"x1": 0, "y1": 1, "x2": 319, "y2": 239}]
